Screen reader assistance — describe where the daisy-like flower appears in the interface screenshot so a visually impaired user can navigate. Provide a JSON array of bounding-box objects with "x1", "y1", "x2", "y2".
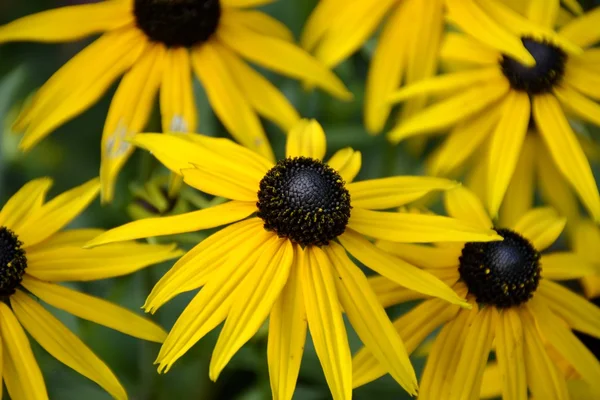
[
  {"x1": 86, "y1": 119, "x2": 500, "y2": 399},
  {"x1": 300, "y1": 0, "x2": 534, "y2": 135},
  {"x1": 353, "y1": 186, "x2": 600, "y2": 399},
  {"x1": 0, "y1": 0, "x2": 351, "y2": 202},
  {"x1": 0, "y1": 177, "x2": 181, "y2": 399},
  {"x1": 387, "y1": 0, "x2": 600, "y2": 221}
]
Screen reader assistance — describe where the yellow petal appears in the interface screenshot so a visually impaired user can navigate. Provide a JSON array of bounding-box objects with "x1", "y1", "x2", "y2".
[
  {"x1": 564, "y1": 61, "x2": 600, "y2": 101},
  {"x1": 0, "y1": 302, "x2": 48, "y2": 400},
  {"x1": 17, "y1": 178, "x2": 99, "y2": 247},
  {"x1": 559, "y1": 7, "x2": 600, "y2": 48},
  {"x1": 513, "y1": 207, "x2": 566, "y2": 251},
  {"x1": 191, "y1": 41, "x2": 274, "y2": 161},
  {"x1": 444, "y1": 186, "x2": 493, "y2": 230},
  {"x1": 347, "y1": 208, "x2": 502, "y2": 243},
  {"x1": 347, "y1": 176, "x2": 457, "y2": 210},
  {"x1": 326, "y1": 148, "x2": 362, "y2": 183},
  {"x1": 267, "y1": 253, "x2": 307, "y2": 400},
  {"x1": 0, "y1": 0, "x2": 133, "y2": 43},
  {"x1": 440, "y1": 33, "x2": 500, "y2": 66},
  {"x1": 367, "y1": 275, "x2": 429, "y2": 309},
  {"x1": 375, "y1": 242, "x2": 462, "y2": 270},
  {"x1": 534, "y1": 94, "x2": 600, "y2": 221},
  {"x1": 217, "y1": 20, "x2": 351, "y2": 100},
  {"x1": 222, "y1": 0, "x2": 275, "y2": 7},
  {"x1": 540, "y1": 252, "x2": 596, "y2": 280},
  {"x1": 526, "y1": 0, "x2": 559, "y2": 28},
  {"x1": 209, "y1": 239, "x2": 293, "y2": 380},
  {"x1": 299, "y1": 0, "x2": 346, "y2": 52},
  {"x1": 11, "y1": 291, "x2": 126, "y2": 400},
  {"x1": 486, "y1": 90, "x2": 530, "y2": 218},
  {"x1": 223, "y1": 8, "x2": 294, "y2": 42},
  {"x1": 301, "y1": 247, "x2": 351, "y2": 400},
  {"x1": 213, "y1": 41, "x2": 300, "y2": 133},
  {"x1": 339, "y1": 229, "x2": 469, "y2": 307},
  {"x1": 0, "y1": 177, "x2": 52, "y2": 233},
  {"x1": 562, "y1": 0, "x2": 584, "y2": 15},
  {"x1": 86, "y1": 200, "x2": 256, "y2": 247},
  {"x1": 480, "y1": 362, "x2": 501, "y2": 399},
  {"x1": 494, "y1": 308, "x2": 527, "y2": 400},
  {"x1": 160, "y1": 47, "x2": 197, "y2": 133},
  {"x1": 285, "y1": 119, "x2": 327, "y2": 160},
  {"x1": 554, "y1": 83, "x2": 600, "y2": 127},
  {"x1": 182, "y1": 167, "x2": 259, "y2": 202},
  {"x1": 21, "y1": 276, "x2": 166, "y2": 343},
  {"x1": 100, "y1": 43, "x2": 166, "y2": 202}
]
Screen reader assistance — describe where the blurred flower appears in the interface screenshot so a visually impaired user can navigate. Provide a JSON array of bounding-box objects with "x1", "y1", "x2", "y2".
[
  {"x1": 0, "y1": 177, "x2": 181, "y2": 399},
  {"x1": 388, "y1": 1, "x2": 600, "y2": 222},
  {"x1": 86, "y1": 119, "x2": 501, "y2": 400},
  {"x1": 127, "y1": 174, "x2": 190, "y2": 221},
  {"x1": 354, "y1": 186, "x2": 600, "y2": 399},
  {"x1": 0, "y1": 0, "x2": 352, "y2": 202}
]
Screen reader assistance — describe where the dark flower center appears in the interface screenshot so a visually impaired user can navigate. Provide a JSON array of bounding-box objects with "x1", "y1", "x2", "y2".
[
  {"x1": 134, "y1": 0, "x2": 221, "y2": 47},
  {"x1": 459, "y1": 228, "x2": 541, "y2": 308},
  {"x1": 500, "y1": 37, "x2": 567, "y2": 94},
  {"x1": 0, "y1": 227, "x2": 27, "y2": 298},
  {"x1": 257, "y1": 157, "x2": 351, "y2": 247}
]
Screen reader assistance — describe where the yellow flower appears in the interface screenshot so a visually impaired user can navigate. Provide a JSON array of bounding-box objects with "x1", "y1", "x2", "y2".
[
  {"x1": 388, "y1": 0, "x2": 600, "y2": 222},
  {"x1": 0, "y1": 178, "x2": 181, "y2": 399},
  {"x1": 86, "y1": 119, "x2": 500, "y2": 400},
  {"x1": 353, "y1": 186, "x2": 600, "y2": 399},
  {"x1": 0, "y1": 0, "x2": 351, "y2": 202}
]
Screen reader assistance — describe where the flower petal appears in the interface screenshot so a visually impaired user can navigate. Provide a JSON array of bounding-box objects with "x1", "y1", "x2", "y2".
[
  {"x1": 559, "y1": 7, "x2": 600, "y2": 48},
  {"x1": 182, "y1": 167, "x2": 259, "y2": 202},
  {"x1": 160, "y1": 47, "x2": 197, "y2": 133},
  {"x1": 375, "y1": 242, "x2": 462, "y2": 270},
  {"x1": 444, "y1": 186, "x2": 493, "y2": 230},
  {"x1": 367, "y1": 275, "x2": 428, "y2": 309},
  {"x1": 224, "y1": 8, "x2": 293, "y2": 42},
  {"x1": 564, "y1": 61, "x2": 600, "y2": 101},
  {"x1": 494, "y1": 308, "x2": 527, "y2": 400},
  {"x1": 285, "y1": 119, "x2": 327, "y2": 160},
  {"x1": 555, "y1": 82, "x2": 600, "y2": 126},
  {"x1": 222, "y1": 0, "x2": 275, "y2": 7},
  {"x1": 526, "y1": 0, "x2": 559, "y2": 29},
  {"x1": 11, "y1": 291, "x2": 126, "y2": 400},
  {"x1": 513, "y1": 207, "x2": 566, "y2": 251},
  {"x1": 540, "y1": 252, "x2": 596, "y2": 280},
  {"x1": 21, "y1": 276, "x2": 166, "y2": 343},
  {"x1": 0, "y1": 177, "x2": 52, "y2": 234},
  {"x1": 326, "y1": 148, "x2": 362, "y2": 183},
  {"x1": 440, "y1": 33, "x2": 500, "y2": 66}
]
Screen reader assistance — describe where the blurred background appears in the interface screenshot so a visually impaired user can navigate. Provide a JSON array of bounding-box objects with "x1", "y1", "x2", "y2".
[{"x1": 1, "y1": 1, "x2": 599, "y2": 399}]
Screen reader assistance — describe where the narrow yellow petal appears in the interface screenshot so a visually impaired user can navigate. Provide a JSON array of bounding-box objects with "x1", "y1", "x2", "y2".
[
  {"x1": 285, "y1": 119, "x2": 327, "y2": 160},
  {"x1": 0, "y1": 302, "x2": 48, "y2": 400},
  {"x1": 217, "y1": 21, "x2": 351, "y2": 100},
  {"x1": 480, "y1": 362, "x2": 501, "y2": 399},
  {"x1": 326, "y1": 148, "x2": 362, "y2": 183},
  {"x1": 209, "y1": 239, "x2": 293, "y2": 381},
  {"x1": 86, "y1": 201, "x2": 256, "y2": 247},
  {"x1": 486, "y1": 90, "x2": 530, "y2": 218},
  {"x1": 301, "y1": 247, "x2": 351, "y2": 400},
  {"x1": 495, "y1": 308, "x2": 527, "y2": 400},
  {"x1": 554, "y1": 83, "x2": 600, "y2": 127},
  {"x1": 17, "y1": 178, "x2": 99, "y2": 247},
  {"x1": 526, "y1": 0, "x2": 559, "y2": 28},
  {"x1": 375, "y1": 242, "x2": 461, "y2": 270},
  {"x1": 559, "y1": 7, "x2": 600, "y2": 48},
  {"x1": 100, "y1": 43, "x2": 166, "y2": 202},
  {"x1": 367, "y1": 275, "x2": 429, "y2": 309},
  {"x1": 182, "y1": 167, "x2": 259, "y2": 202},
  {"x1": 540, "y1": 252, "x2": 596, "y2": 280},
  {"x1": 191, "y1": 41, "x2": 274, "y2": 161},
  {"x1": 222, "y1": 0, "x2": 275, "y2": 7},
  {"x1": 28, "y1": 228, "x2": 103, "y2": 249},
  {"x1": 160, "y1": 48, "x2": 197, "y2": 133},
  {"x1": 267, "y1": 252, "x2": 307, "y2": 400},
  {"x1": 0, "y1": 0, "x2": 133, "y2": 43},
  {"x1": 533, "y1": 94, "x2": 600, "y2": 221},
  {"x1": 0, "y1": 177, "x2": 52, "y2": 233},
  {"x1": 11, "y1": 291, "x2": 126, "y2": 400},
  {"x1": 299, "y1": 0, "x2": 346, "y2": 52},
  {"x1": 440, "y1": 33, "x2": 500, "y2": 66},
  {"x1": 223, "y1": 8, "x2": 294, "y2": 42},
  {"x1": 347, "y1": 208, "x2": 502, "y2": 243},
  {"x1": 21, "y1": 276, "x2": 167, "y2": 343},
  {"x1": 326, "y1": 243, "x2": 417, "y2": 395},
  {"x1": 444, "y1": 186, "x2": 493, "y2": 230},
  {"x1": 347, "y1": 176, "x2": 457, "y2": 210},
  {"x1": 513, "y1": 207, "x2": 566, "y2": 251},
  {"x1": 562, "y1": 0, "x2": 584, "y2": 15},
  {"x1": 564, "y1": 61, "x2": 600, "y2": 100},
  {"x1": 339, "y1": 230, "x2": 469, "y2": 307}
]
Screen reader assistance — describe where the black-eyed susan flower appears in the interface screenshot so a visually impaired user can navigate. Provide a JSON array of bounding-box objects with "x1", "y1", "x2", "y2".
[
  {"x1": 354, "y1": 186, "x2": 600, "y2": 399},
  {"x1": 86, "y1": 119, "x2": 501, "y2": 400},
  {"x1": 0, "y1": 0, "x2": 351, "y2": 202},
  {"x1": 0, "y1": 177, "x2": 181, "y2": 399},
  {"x1": 300, "y1": 0, "x2": 533, "y2": 135},
  {"x1": 388, "y1": 0, "x2": 600, "y2": 222}
]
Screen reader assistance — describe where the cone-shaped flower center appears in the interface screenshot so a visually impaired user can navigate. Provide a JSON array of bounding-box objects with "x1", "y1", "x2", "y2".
[
  {"x1": 0, "y1": 227, "x2": 27, "y2": 297},
  {"x1": 257, "y1": 157, "x2": 351, "y2": 246},
  {"x1": 134, "y1": 0, "x2": 221, "y2": 47},
  {"x1": 501, "y1": 37, "x2": 566, "y2": 94},
  {"x1": 459, "y1": 228, "x2": 541, "y2": 308}
]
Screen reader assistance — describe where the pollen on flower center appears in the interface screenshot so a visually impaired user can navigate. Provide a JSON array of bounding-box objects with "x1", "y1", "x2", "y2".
[
  {"x1": 459, "y1": 228, "x2": 541, "y2": 308},
  {"x1": 134, "y1": 0, "x2": 221, "y2": 47},
  {"x1": 500, "y1": 37, "x2": 567, "y2": 94},
  {"x1": 257, "y1": 157, "x2": 351, "y2": 247},
  {"x1": 0, "y1": 227, "x2": 27, "y2": 297}
]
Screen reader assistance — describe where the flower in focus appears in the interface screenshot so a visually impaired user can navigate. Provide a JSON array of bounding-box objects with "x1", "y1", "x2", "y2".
[
  {"x1": 0, "y1": 177, "x2": 181, "y2": 399},
  {"x1": 86, "y1": 119, "x2": 501, "y2": 399},
  {"x1": 388, "y1": 0, "x2": 600, "y2": 221},
  {"x1": 0, "y1": 0, "x2": 352, "y2": 201},
  {"x1": 353, "y1": 186, "x2": 600, "y2": 399}
]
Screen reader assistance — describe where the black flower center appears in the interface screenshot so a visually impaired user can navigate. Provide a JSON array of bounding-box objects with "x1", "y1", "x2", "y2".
[
  {"x1": 459, "y1": 228, "x2": 541, "y2": 308},
  {"x1": 500, "y1": 37, "x2": 567, "y2": 94},
  {"x1": 134, "y1": 0, "x2": 221, "y2": 47},
  {"x1": 0, "y1": 227, "x2": 27, "y2": 298},
  {"x1": 257, "y1": 157, "x2": 351, "y2": 247}
]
